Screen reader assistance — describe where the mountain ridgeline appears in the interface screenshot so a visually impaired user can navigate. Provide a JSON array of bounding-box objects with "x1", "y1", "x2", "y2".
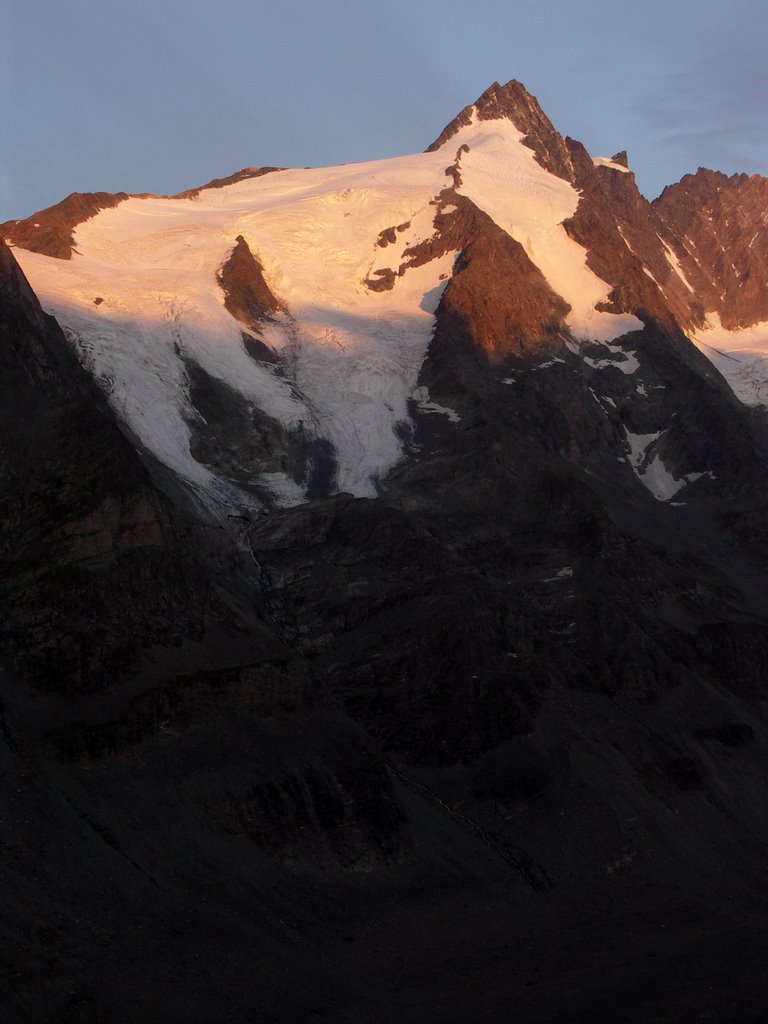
[{"x1": 2, "y1": 81, "x2": 768, "y2": 1023}]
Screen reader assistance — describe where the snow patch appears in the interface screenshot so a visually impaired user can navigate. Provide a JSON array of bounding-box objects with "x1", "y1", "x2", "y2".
[
  {"x1": 626, "y1": 430, "x2": 662, "y2": 469},
  {"x1": 625, "y1": 429, "x2": 711, "y2": 502},
  {"x1": 582, "y1": 343, "x2": 640, "y2": 374},
  {"x1": 589, "y1": 387, "x2": 616, "y2": 413},
  {"x1": 541, "y1": 566, "x2": 574, "y2": 582},
  {"x1": 411, "y1": 385, "x2": 460, "y2": 423},
  {"x1": 593, "y1": 157, "x2": 631, "y2": 173},
  {"x1": 640, "y1": 455, "x2": 689, "y2": 502}
]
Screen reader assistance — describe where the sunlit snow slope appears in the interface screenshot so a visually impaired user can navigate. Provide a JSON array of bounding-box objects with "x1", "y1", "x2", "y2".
[{"x1": 11, "y1": 114, "x2": 642, "y2": 511}]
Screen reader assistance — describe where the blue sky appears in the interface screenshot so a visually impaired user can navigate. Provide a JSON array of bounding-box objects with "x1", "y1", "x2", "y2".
[{"x1": 2, "y1": 0, "x2": 766, "y2": 222}]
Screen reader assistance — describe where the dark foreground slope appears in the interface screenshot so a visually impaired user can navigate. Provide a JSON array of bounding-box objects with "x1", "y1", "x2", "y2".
[
  {"x1": 4, "y1": 244, "x2": 768, "y2": 1024},
  {"x1": 4, "y1": 92, "x2": 768, "y2": 1021}
]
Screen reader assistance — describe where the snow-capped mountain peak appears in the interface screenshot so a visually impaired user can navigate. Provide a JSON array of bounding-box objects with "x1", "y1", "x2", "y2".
[{"x1": 4, "y1": 80, "x2": 768, "y2": 515}]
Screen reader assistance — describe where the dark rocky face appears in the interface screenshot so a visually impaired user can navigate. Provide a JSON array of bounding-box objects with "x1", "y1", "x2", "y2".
[
  {"x1": 3, "y1": 79, "x2": 768, "y2": 1022},
  {"x1": 654, "y1": 168, "x2": 768, "y2": 328},
  {"x1": 217, "y1": 234, "x2": 285, "y2": 331}
]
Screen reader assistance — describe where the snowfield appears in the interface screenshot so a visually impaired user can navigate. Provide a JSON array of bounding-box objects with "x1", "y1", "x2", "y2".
[
  {"x1": 692, "y1": 315, "x2": 768, "y2": 408},
  {"x1": 12, "y1": 113, "x2": 647, "y2": 510}
]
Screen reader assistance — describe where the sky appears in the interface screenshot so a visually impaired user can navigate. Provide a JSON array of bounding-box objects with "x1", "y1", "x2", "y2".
[{"x1": 2, "y1": 0, "x2": 766, "y2": 222}]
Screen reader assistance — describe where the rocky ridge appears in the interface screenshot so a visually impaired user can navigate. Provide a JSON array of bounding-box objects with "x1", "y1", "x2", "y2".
[
  {"x1": 0, "y1": 192, "x2": 132, "y2": 260},
  {"x1": 654, "y1": 168, "x2": 768, "y2": 328},
  {"x1": 428, "y1": 81, "x2": 768, "y2": 341}
]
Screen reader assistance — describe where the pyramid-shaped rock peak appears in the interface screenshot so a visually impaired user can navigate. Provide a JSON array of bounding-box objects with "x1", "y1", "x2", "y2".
[{"x1": 427, "y1": 79, "x2": 574, "y2": 181}]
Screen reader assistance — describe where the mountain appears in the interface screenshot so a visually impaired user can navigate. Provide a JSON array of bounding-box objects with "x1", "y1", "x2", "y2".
[{"x1": 3, "y1": 80, "x2": 768, "y2": 1022}]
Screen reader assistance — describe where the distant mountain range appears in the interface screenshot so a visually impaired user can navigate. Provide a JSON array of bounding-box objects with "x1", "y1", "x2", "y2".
[{"x1": 2, "y1": 80, "x2": 768, "y2": 1023}]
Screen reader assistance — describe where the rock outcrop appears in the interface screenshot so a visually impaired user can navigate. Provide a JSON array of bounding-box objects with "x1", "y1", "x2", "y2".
[
  {"x1": 173, "y1": 165, "x2": 283, "y2": 200},
  {"x1": 1, "y1": 192, "x2": 131, "y2": 259},
  {"x1": 217, "y1": 234, "x2": 284, "y2": 336},
  {"x1": 654, "y1": 168, "x2": 768, "y2": 328}
]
